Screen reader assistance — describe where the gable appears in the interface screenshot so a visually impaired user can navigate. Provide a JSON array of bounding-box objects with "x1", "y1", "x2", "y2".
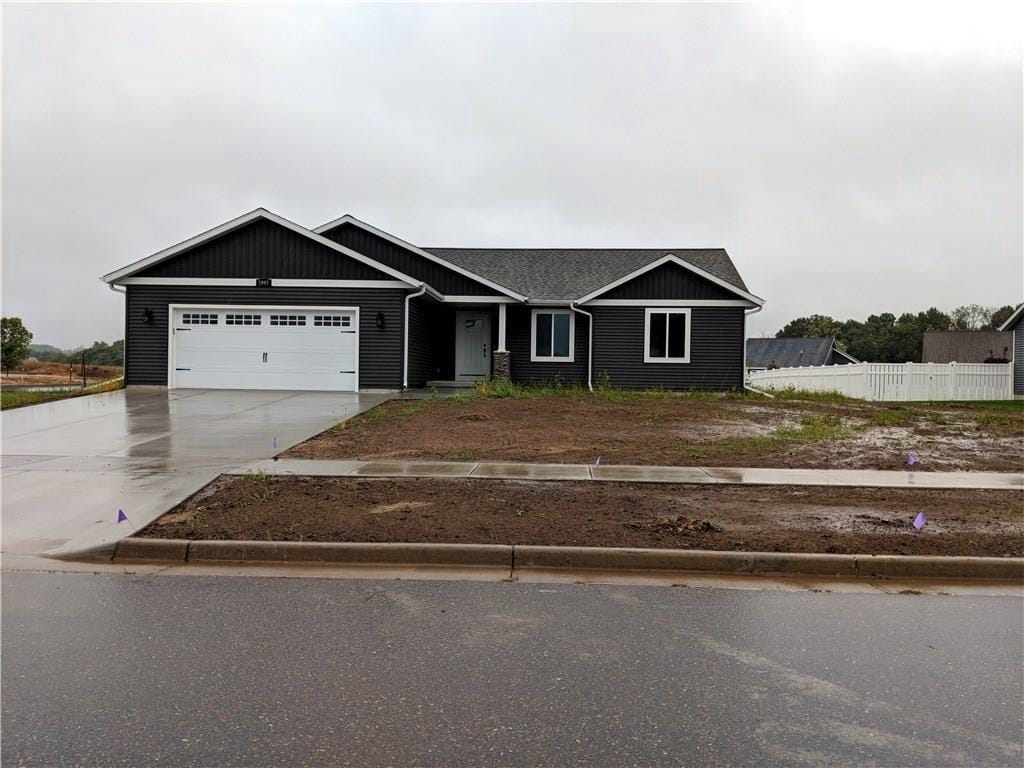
[
  {"x1": 136, "y1": 219, "x2": 395, "y2": 281},
  {"x1": 601, "y1": 261, "x2": 743, "y2": 301},
  {"x1": 320, "y1": 222, "x2": 500, "y2": 296}
]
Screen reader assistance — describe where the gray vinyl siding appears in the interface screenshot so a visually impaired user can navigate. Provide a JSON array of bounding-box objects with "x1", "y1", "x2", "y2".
[
  {"x1": 137, "y1": 219, "x2": 392, "y2": 280},
  {"x1": 1013, "y1": 316, "x2": 1024, "y2": 396},
  {"x1": 125, "y1": 285, "x2": 405, "y2": 388},
  {"x1": 321, "y1": 222, "x2": 496, "y2": 296},
  {"x1": 591, "y1": 306, "x2": 745, "y2": 390},
  {"x1": 507, "y1": 306, "x2": 589, "y2": 386},
  {"x1": 601, "y1": 262, "x2": 739, "y2": 301}
]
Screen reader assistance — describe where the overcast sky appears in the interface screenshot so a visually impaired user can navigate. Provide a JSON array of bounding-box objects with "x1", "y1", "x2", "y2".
[{"x1": 3, "y1": 2, "x2": 1021, "y2": 348}]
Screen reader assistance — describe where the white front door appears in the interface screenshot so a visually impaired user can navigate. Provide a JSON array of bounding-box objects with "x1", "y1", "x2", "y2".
[
  {"x1": 455, "y1": 311, "x2": 490, "y2": 381},
  {"x1": 171, "y1": 307, "x2": 358, "y2": 391}
]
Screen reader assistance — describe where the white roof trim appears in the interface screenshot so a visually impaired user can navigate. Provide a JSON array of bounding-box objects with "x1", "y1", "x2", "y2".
[
  {"x1": 575, "y1": 253, "x2": 765, "y2": 306},
  {"x1": 101, "y1": 208, "x2": 431, "y2": 291},
  {"x1": 998, "y1": 303, "x2": 1024, "y2": 331},
  {"x1": 830, "y1": 344, "x2": 860, "y2": 364},
  {"x1": 314, "y1": 213, "x2": 528, "y2": 302}
]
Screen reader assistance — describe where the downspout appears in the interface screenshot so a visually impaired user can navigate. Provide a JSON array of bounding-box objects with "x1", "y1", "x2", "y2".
[
  {"x1": 742, "y1": 304, "x2": 774, "y2": 398},
  {"x1": 403, "y1": 284, "x2": 428, "y2": 390},
  {"x1": 570, "y1": 302, "x2": 594, "y2": 391}
]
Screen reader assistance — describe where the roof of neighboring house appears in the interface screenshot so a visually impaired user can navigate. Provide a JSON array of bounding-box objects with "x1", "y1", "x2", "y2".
[
  {"x1": 921, "y1": 331, "x2": 1014, "y2": 363},
  {"x1": 998, "y1": 303, "x2": 1024, "y2": 331},
  {"x1": 424, "y1": 248, "x2": 748, "y2": 302},
  {"x1": 745, "y1": 337, "x2": 856, "y2": 369}
]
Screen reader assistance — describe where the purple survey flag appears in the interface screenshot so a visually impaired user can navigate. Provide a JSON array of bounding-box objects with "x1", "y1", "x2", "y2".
[
  {"x1": 117, "y1": 509, "x2": 128, "y2": 524},
  {"x1": 594, "y1": 456, "x2": 601, "y2": 467},
  {"x1": 913, "y1": 512, "x2": 927, "y2": 530},
  {"x1": 907, "y1": 451, "x2": 918, "y2": 467},
  {"x1": 273, "y1": 436, "x2": 278, "y2": 451}
]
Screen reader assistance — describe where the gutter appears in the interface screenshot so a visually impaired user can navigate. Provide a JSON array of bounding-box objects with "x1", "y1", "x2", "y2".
[
  {"x1": 742, "y1": 304, "x2": 774, "y2": 398},
  {"x1": 403, "y1": 284, "x2": 428, "y2": 390},
  {"x1": 569, "y1": 302, "x2": 594, "y2": 391}
]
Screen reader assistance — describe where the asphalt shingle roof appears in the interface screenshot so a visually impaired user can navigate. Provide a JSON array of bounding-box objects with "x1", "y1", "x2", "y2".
[
  {"x1": 746, "y1": 337, "x2": 840, "y2": 369},
  {"x1": 921, "y1": 331, "x2": 1014, "y2": 363},
  {"x1": 423, "y1": 248, "x2": 748, "y2": 302}
]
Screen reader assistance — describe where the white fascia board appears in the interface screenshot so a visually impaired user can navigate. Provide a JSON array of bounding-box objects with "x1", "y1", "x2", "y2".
[
  {"x1": 575, "y1": 253, "x2": 766, "y2": 306},
  {"x1": 442, "y1": 295, "x2": 519, "y2": 304},
  {"x1": 998, "y1": 303, "x2": 1024, "y2": 331},
  {"x1": 119, "y1": 277, "x2": 411, "y2": 289},
  {"x1": 831, "y1": 345, "x2": 860, "y2": 364},
  {"x1": 585, "y1": 299, "x2": 756, "y2": 307},
  {"x1": 102, "y1": 208, "x2": 430, "y2": 292},
  {"x1": 313, "y1": 213, "x2": 528, "y2": 302}
]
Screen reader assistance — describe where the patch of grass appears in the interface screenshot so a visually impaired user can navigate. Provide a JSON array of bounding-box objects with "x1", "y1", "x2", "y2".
[
  {"x1": 973, "y1": 411, "x2": 1024, "y2": 436},
  {"x1": 767, "y1": 386, "x2": 858, "y2": 404},
  {"x1": 921, "y1": 400, "x2": 1023, "y2": 412},
  {"x1": 443, "y1": 449, "x2": 476, "y2": 462},
  {"x1": 868, "y1": 408, "x2": 917, "y2": 427},
  {"x1": 241, "y1": 469, "x2": 275, "y2": 502},
  {"x1": 0, "y1": 377, "x2": 124, "y2": 410},
  {"x1": 673, "y1": 441, "x2": 708, "y2": 460},
  {"x1": 712, "y1": 414, "x2": 852, "y2": 455}
]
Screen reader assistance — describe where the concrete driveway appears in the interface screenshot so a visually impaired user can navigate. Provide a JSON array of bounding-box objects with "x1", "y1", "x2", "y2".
[{"x1": 1, "y1": 389, "x2": 384, "y2": 563}]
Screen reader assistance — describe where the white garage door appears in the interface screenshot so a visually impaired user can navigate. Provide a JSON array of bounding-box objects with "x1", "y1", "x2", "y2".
[{"x1": 171, "y1": 307, "x2": 358, "y2": 391}]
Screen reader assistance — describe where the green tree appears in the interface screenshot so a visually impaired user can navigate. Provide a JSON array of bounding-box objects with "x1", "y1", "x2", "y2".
[
  {"x1": 991, "y1": 305, "x2": 1016, "y2": 330},
  {"x1": 1, "y1": 317, "x2": 33, "y2": 373},
  {"x1": 776, "y1": 314, "x2": 841, "y2": 339},
  {"x1": 949, "y1": 304, "x2": 995, "y2": 331}
]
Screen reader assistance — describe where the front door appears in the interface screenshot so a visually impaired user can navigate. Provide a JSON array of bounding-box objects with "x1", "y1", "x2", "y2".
[{"x1": 455, "y1": 311, "x2": 490, "y2": 381}]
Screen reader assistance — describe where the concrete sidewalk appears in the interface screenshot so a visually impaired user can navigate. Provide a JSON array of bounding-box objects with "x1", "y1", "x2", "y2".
[{"x1": 236, "y1": 458, "x2": 1023, "y2": 490}]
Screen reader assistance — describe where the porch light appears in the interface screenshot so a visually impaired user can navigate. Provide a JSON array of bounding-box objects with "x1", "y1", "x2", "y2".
[{"x1": 375, "y1": 312, "x2": 386, "y2": 329}]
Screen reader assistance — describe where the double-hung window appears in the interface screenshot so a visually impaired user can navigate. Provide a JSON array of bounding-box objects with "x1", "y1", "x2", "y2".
[
  {"x1": 531, "y1": 309, "x2": 574, "y2": 362},
  {"x1": 644, "y1": 308, "x2": 691, "y2": 363}
]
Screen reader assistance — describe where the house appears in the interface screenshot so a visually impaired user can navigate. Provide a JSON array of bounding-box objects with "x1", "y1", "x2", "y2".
[
  {"x1": 998, "y1": 303, "x2": 1024, "y2": 396},
  {"x1": 921, "y1": 331, "x2": 1014, "y2": 364},
  {"x1": 745, "y1": 337, "x2": 858, "y2": 372},
  {"x1": 102, "y1": 209, "x2": 764, "y2": 393}
]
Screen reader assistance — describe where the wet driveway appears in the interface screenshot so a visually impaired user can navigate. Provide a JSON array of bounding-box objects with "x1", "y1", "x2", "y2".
[{"x1": 1, "y1": 389, "x2": 384, "y2": 561}]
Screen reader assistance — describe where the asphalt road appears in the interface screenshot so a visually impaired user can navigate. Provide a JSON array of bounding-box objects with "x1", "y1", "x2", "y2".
[{"x1": 2, "y1": 571, "x2": 1021, "y2": 767}]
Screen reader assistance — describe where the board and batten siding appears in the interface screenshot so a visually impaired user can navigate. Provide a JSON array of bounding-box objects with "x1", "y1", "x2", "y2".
[
  {"x1": 125, "y1": 285, "x2": 406, "y2": 388},
  {"x1": 321, "y1": 222, "x2": 495, "y2": 296},
  {"x1": 507, "y1": 305, "x2": 589, "y2": 386},
  {"x1": 406, "y1": 296, "x2": 436, "y2": 389},
  {"x1": 601, "y1": 262, "x2": 740, "y2": 301},
  {"x1": 1013, "y1": 315, "x2": 1024, "y2": 396},
  {"x1": 137, "y1": 219, "x2": 392, "y2": 280},
  {"x1": 590, "y1": 306, "x2": 745, "y2": 390}
]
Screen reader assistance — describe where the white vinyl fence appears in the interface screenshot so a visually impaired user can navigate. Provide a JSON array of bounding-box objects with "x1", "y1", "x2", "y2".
[{"x1": 747, "y1": 362, "x2": 1013, "y2": 402}]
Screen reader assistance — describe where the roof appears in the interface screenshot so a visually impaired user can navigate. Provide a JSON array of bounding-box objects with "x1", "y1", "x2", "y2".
[
  {"x1": 998, "y1": 303, "x2": 1024, "y2": 331},
  {"x1": 745, "y1": 337, "x2": 853, "y2": 369},
  {"x1": 921, "y1": 331, "x2": 1014, "y2": 363},
  {"x1": 426, "y1": 248, "x2": 749, "y2": 302}
]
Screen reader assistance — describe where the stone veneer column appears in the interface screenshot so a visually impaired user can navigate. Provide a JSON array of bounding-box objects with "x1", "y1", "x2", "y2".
[{"x1": 492, "y1": 350, "x2": 511, "y2": 380}]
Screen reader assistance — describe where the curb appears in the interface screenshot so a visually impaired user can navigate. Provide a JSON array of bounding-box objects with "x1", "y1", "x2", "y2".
[{"x1": 112, "y1": 538, "x2": 1024, "y2": 581}]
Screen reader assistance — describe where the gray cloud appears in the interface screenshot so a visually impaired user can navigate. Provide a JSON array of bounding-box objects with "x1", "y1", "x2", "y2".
[{"x1": 3, "y1": 2, "x2": 1021, "y2": 347}]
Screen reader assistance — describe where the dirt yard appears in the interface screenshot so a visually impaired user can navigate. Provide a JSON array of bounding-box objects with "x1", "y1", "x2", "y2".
[
  {"x1": 285, "y1": 393, "x2": 1024, "y2": 472},
  {"x1": 1, "y1": 360, "x2": 122, "y2": 387},
  {"x1": 140, "y1": 475, "x2": 1023, "y2": 558}
]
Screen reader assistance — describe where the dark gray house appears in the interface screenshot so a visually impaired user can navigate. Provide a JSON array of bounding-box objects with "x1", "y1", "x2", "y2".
[
  {"x1": 998, "y1": 303, "x2": 1024, "y2": 396},
  {"x1": 102, "y1": 209, "x2": 764, "y2": 392},
  {"x1": 745, "y1": 337, "x2": 858, "y2": 372}
]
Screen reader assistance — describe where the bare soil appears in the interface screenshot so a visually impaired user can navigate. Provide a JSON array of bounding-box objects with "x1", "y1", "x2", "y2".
[
  {"x1": 285, "y1": 395, "x2": 1024, "y2": 472},
  {"x1": 2, "y1": 361, "x2": 122, "y2": 387},
  {"x1": 139, "y1": 476, "x2": 1023, "y2": 558}
]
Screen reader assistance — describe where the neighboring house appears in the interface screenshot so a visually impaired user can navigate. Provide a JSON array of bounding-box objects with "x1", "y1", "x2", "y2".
[
  {"x1": 921, "y1": 331, "x2": 1013, "y2": 364},
  {"x1": 998, "y1": 303, "x2": 1024, "y2": 396},
  {"x1": 745, "y1": 337, "x2": 858, "y2": 372},
  {"x1": 102, "y1": 209, "x2": 764, "y2": 393}
]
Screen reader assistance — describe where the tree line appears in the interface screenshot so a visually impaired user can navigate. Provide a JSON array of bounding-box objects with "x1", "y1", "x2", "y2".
[
  {"x1": 776, "y1": 304, "x2": 1017, "y2": 363},
  {"x1": 2, "y1": 316, "x2": 124, "y2": 371}
]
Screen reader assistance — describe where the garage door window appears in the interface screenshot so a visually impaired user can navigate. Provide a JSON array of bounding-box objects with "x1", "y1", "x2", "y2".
[
  {"x1": 270, "y1": 315, "x2": 306, "y2": 326},
  {"x1": 182, "y1": 313, "x2": 218, "y2": 325},
  {"x1": 314, "y1": 315, "x2": 350, "y2": 327},
  {"x1": 225, "y1": 314, "x2": 261, "y2": 326}
]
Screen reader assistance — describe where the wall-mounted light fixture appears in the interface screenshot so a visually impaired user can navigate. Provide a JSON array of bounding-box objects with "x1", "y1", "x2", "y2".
[
  {"x1": 142, "y1": 308, "x2": 155, "y2": 324},
  {"x1": 375, "y1": 312, "x2": 386, "y2": 330}
]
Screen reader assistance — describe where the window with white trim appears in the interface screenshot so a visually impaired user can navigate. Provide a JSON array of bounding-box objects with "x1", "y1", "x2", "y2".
[
  {"x1": 644, "y1": 308, "x2": 690, "y2": 363},
  {"x1": 269, "y1": 314, "x2": 306, "y2": 326},
  {"x1": 225, "y1": 313, "x2": 261, "y2": 326},
  {"x1": 313, "y1": 315, "x2": 350, "y2": 327},
  {"x1": 181, "y1": 313, "x2": 218, "y2": 325},
  {"x1": 531, "y1": 309, "x2": 574, "y2": 362}
]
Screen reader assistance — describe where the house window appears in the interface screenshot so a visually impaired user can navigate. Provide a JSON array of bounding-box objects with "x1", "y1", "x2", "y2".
[
  {"x1": 531, "y1": 309, "x2": 574, "y2": 362},
  {"x1": 181, "y1": 313, "x2": 218, "y2": 325},
  {"x1": 644, "y1": 308, "x2": 690, "y2": 363}
]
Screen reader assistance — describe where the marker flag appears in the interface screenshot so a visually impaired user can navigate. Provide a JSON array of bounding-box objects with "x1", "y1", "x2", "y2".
[
  {"x1": 117, "y1": 509, "x2": 128, "y2": 524},
  {"x1": 913, "y1": 512, "x2": 927, "y2": 530},
  {"x1": 907, "y1": 451, "x2": 918, "y2": 467},
  {"x1": 594, "y1": 456, "x2": 601, "y2": 467}
]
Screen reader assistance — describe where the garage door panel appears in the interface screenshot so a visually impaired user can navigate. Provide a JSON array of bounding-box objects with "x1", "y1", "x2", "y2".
[{"x1": 172, "y1": 308, "x2": 358, "y2": 392}]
